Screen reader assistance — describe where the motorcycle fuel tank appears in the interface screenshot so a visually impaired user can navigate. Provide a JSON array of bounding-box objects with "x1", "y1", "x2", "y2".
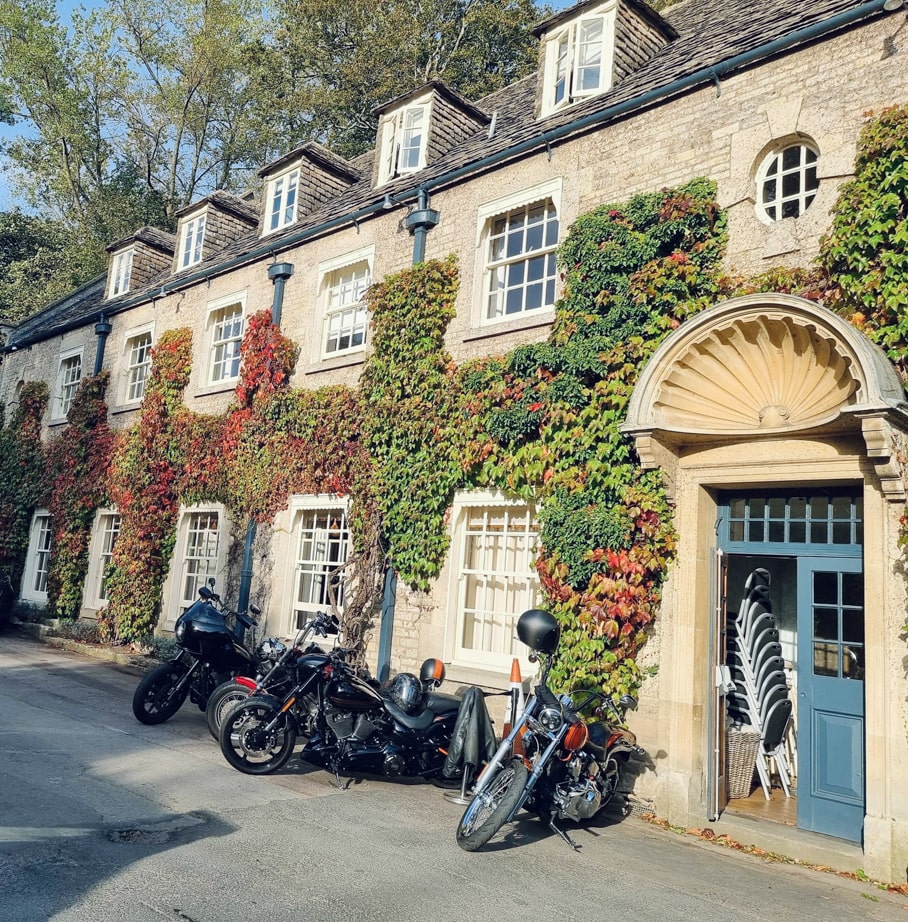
[{"x1": 326, "y1": 672, "x2": 383, "y2": 711}]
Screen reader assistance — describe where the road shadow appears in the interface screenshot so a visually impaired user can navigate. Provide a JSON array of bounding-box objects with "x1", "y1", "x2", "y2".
[{"x1": 0, "y1": 810, "x2": 235, "y2": 921}]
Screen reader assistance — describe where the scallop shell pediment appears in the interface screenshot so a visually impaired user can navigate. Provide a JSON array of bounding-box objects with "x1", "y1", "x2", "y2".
[{"x1": 652, "y1": 315, "x2": 859, "y2": 433}]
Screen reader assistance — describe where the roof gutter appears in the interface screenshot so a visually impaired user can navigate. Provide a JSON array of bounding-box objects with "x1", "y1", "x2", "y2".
[{"x1": 4, "y1": 0, "x2": 887, "y2": 352}]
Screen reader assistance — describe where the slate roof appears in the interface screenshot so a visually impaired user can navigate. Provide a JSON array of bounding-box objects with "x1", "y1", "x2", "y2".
[{"x1": 3, "y1": 0, "x2": 887, "y2": 351}]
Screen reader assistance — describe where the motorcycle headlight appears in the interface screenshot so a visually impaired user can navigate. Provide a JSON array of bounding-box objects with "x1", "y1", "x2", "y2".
[
  {"x1": 539, "y1": 707, "x2": 563, "y2": 732},
  {"x1": 174, "y1": 619, "x2": 186, "y2": 644}
]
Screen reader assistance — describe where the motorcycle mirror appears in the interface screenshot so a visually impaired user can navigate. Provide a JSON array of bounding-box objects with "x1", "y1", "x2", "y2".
[
  {"x1": 619, "y1": 694, "x2": 638, "y2": 711},
  {"x1": 250, "y1": 604, "x2": 261, "y2": 617},
  {"x1": 208, "y1": 577, "x2": 216, "y2": 589}
]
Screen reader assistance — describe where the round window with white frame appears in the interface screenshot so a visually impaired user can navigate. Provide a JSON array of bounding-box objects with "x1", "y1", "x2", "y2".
[{"x1": 755, "y1": 142, "x2": 819, "y2": 222}]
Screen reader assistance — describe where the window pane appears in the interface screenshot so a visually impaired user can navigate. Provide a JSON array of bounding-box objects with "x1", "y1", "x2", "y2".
[
  {"x1": 181, "y1": 512, "x2": 219, "y2": 605},
  {"x1": 324, "y1": 260, "x2": 370, "y2": 355},
  {"x1": 210, "y1": 304, "x2": 244, "y2": 381},
  {"x1": 485, "y1": 200, "x2": 559, "y2": 320},
  {"x1": 457, "y1": 503, "x2": 539, "y2": 664},
  {"x1": 813, "y1": 642, "x2": 839, "y2": 677},
  {"x1": 294, "y1": 508, "x2": 350, "y2": 623}
]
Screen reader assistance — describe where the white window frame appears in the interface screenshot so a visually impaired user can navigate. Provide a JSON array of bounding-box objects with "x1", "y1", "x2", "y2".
[
  {"x1": 108, "y1": 248, "x2": 134, "y2": 298},
  {"x1": 475, "y1": 179, "x2": 562, "y2": 326},
  {"x1": 53, "y1": 348, "x2": 84, "y2": 420},
  {"x1": 265, "y1": 167, "x2": 301, "y2": 235},
  {"x1": 121, "y1": 325, "x2": 154, "y2": 405},
  {"x1": 21, "y1": 510, "x2": 53, "y2": 603},
  {"x1": 177, "y1": 507, "x2": 225, "y2": 610},
  {"x1": 84, "y1": 509, "x2": 121, "y2": 608},
  {"x1": 446, "y1": 491, "x2": 541, "y2": 672},
  {"x1": 318, "y1": 246, "x2": 374, "y2": 358},
  {"x1": 755, "y1": 142, "x2": 820, "y2": 224},
  {"x1": 286, "y1": 495, "x2": 351, "y2": 636},
  {"x1": 376, "y1": 94, "x2": 432, "y2": 186},
  {"x1": 177, "y1": 212, "x2": 207, "y2": 270},
  {"x1": 541, "y1": 3, "x2": 615, "y2": 116},
  {"x1": 206, "y1": 293, "x2": 246, "y2": 385}
]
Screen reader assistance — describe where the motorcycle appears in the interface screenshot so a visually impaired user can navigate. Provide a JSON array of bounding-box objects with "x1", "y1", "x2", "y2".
[
  {"x1": 204, "y1": 611, "x2": 341, "y2": 740},
  {"x1": 132, "y1": 581, "x2": 260, "y2": 725},
  {"x1": 455, "y1": 608, "x2": 643, "y2": 851},
  {"x1": 217, "y1": 615, "x2": 462, "y2": 784}
]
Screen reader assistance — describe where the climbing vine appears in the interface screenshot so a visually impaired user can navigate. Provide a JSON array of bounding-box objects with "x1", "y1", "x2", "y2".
[
  {"x1": 103, "y1": 328, "x2": 194, "y2": 641},
  {"x1": 361, "y1": 256, "x2": 465, "y2": 589},
  {"x1": 45, "y1": 373, "x2": 115, "y2": 620},
  {"x1": 0, "y1": 381, "x2": 49, "y2": 594},
  {"x1": 819, "y1": 104, "x2": 908, "y2": 371}
]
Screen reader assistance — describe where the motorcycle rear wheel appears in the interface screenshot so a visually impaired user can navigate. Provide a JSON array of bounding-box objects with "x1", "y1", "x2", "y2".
[
  {"x1": 219, "y1": 701, "x2": 296, "y2": 775},
  {"x1": 132, "y1": 663, "x2": 189, "y2": 724},
  {"x1": 205, "y1": 680, "x2": 252, "y2": 740},
  {"x1": 455, "y1": 757, "x2": 528, "y2": 851}
]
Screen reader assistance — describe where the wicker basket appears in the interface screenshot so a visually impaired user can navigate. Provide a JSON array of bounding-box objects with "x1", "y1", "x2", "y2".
[{"x1": 726, "y1": 725, "x2": 761, "y2": 798}]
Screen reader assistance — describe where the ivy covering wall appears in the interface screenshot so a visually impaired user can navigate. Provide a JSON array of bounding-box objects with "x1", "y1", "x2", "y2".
[{"x1": 1, "y1": 104, "x2": 905, "y2": 697}]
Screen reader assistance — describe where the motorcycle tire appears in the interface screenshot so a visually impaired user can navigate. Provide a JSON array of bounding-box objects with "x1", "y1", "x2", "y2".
[
  {"x1": 205, "y1": 680, "x2": 252, "y2": 740},
  {"x1": 455, "y1": 757, "x2": 528, "y2": 852},
  {"x1": 132, "y1": 663, "x2": 190, "y2": 725},
  {"x1": 219, "y1": 699, "x2": 297, "y2": 775}
]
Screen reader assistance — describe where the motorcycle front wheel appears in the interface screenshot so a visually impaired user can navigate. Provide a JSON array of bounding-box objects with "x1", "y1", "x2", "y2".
[
  {"x1": 219, "y1": 701, "x2": 297, "y2": 775},
  {"x1": 205, "y1": 680, "x2": 251, "y2": 740},
  {"x1": 455, "y1": 757, "x2": 528, "y2": 852},
  {"x1": 132, "y1": 662, "x2": 190, "y2": 724}
]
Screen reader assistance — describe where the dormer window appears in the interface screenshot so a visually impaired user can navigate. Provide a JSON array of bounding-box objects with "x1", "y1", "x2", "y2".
[
  {"x1": 108, "y1": 249, "x2": 133, "y2": 298},
  {"x1": 541, "y1": 2, "x2": 615, "y2": 115},
  {"x1": 266, "y1": 167, "x2": 300, "y2": 234},
  {"x1": 377, "y1": 95, "x2": 431, "y2": 186},
  {"x1": 178, "y1": 213, "x2": 206, "y2": 270}
]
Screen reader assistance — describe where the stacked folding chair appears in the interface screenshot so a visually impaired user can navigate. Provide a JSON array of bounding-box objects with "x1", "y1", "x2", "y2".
[{"x1": 726, "y1": 569, "x2": 794, "y2": 799}]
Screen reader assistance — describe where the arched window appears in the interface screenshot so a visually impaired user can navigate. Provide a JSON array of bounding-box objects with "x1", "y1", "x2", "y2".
[{"x1": 756, "y1": 143, "x2": 819, "y2": 222}]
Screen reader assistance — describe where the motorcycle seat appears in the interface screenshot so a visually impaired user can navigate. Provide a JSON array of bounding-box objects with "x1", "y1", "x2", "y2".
[{"x1": 383, "y1": 698, "x2": 436, "y2": 730}]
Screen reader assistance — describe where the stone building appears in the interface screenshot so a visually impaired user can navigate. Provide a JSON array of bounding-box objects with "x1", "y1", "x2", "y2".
[{"x1": 2, "y1": 0, "x2": 908, "y2": 880}]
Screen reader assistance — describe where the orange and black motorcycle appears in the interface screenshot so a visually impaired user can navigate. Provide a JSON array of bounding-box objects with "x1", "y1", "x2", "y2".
[{"x1": 456, "y1": 608, "x2": 642, "y2": 851}]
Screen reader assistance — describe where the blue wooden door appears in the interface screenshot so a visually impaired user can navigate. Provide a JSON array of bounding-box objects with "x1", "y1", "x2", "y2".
[{"x1": 796, "y1": 557, "x2": 865, "y2": 842}]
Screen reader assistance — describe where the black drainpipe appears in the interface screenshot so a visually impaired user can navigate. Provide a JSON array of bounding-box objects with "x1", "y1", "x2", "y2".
[
  {"x1": 236, "y1": 262, "x2": 295, "y2": 615},
  {"x1": 93, "y1": 315, "x2": 112, "y2": 375},
  {"x1": 376, "y1": 189, "x2": 440, "y2": 681},
  {"x1": 404, "y1": 188, "x2": 440, "y2": 265}
]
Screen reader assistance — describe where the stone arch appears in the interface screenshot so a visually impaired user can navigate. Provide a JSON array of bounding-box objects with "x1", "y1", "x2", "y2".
[{"x1": 623, "y1": 293, "x2": 908, "y2": 499}]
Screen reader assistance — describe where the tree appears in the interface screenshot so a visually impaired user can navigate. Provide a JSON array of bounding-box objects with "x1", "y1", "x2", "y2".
[
  {"x1": 0, "y1": 211, "x2": 94, "y2": 326},
  {"x1": 263, "y1": 0, "x2": 547, "y2": 158}
]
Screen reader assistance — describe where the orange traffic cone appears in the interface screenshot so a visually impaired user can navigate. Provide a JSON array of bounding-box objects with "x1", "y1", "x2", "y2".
[{"x1": 507, "y1": 658, "x2": 525, "y2": 756}]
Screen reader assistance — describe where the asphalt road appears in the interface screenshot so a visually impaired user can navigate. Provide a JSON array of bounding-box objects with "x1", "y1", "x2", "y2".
[{"x1": 1, "y1": 633, "x2": 906, "y2": 922}]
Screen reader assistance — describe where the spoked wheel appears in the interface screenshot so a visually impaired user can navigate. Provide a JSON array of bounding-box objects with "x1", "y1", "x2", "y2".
[
  {"x1": 218, "y1": 700, "x2": 297, "y2": 775},
  {"x1": 205, "y1": 680, "x2": 252, "y2": 740},
  {"x1": 455, "y1": 757, "x2": 528, "y2": 851},
  {"x1": 132, "y1": 663, "x2": 189, "y2": 724}
]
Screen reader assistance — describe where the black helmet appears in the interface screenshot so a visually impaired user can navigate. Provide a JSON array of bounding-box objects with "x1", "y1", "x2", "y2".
[
  {"x1": 516, "y1": 609, "x2": 560, "y2": 655},
  {"x1": 389, "y1": 673, "x2": 426, "y2": 715},
  {"x1": 419, "y1": 657, "x2": 446, "y2": 689}
]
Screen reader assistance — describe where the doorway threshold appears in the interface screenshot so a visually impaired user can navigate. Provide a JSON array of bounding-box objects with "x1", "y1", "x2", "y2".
[{"x1": 708, "y1": 806, "x2": 864, "y2": 876}]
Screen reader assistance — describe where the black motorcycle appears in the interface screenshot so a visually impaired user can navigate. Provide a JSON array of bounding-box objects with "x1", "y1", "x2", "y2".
[
  {"x1": 218, "y1": 616, "x2": 462, "y2": 783},
  {"x1": 204, "y1": 612, "x2": 340, "y2": 740},
  {"x1": 455, "y1": 608, "x2": 643, "y2": 851},
  {"x1": 132, "y1": 582, "x2": 260, "y2": 725}
]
